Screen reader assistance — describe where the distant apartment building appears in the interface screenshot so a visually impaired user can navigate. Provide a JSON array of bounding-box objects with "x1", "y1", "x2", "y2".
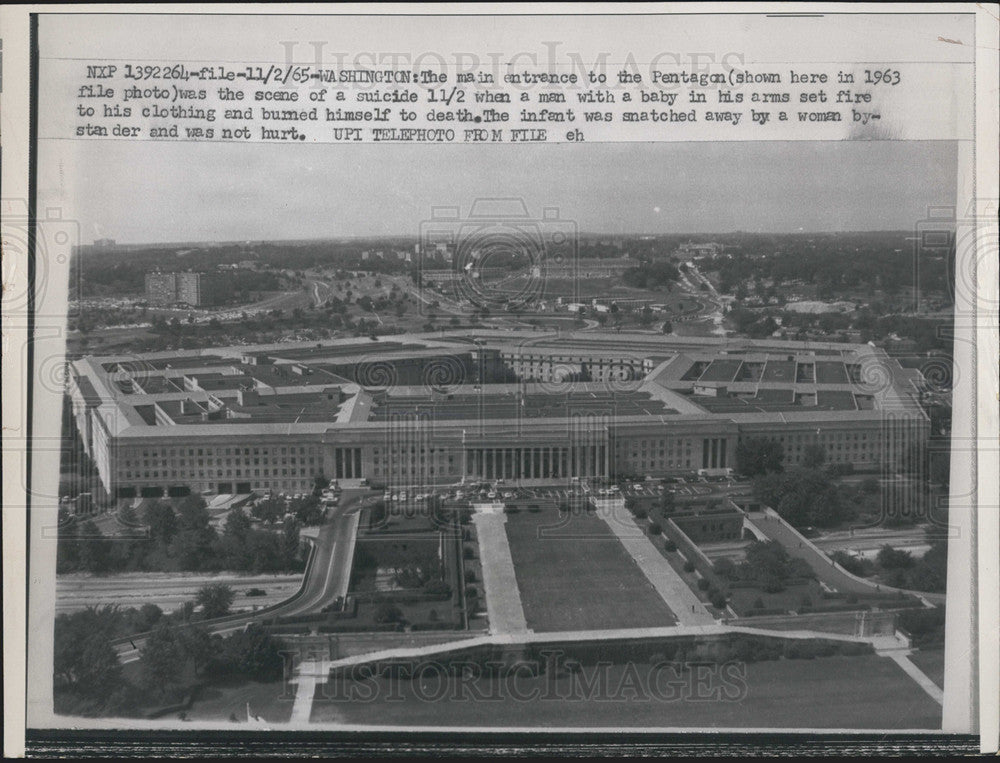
[
  {"x1": 145, "y1": 272, "x2": 230, "y2": 307},
  {"x1": 677, "y1": 242, "x2": 723, "y2": 257}
]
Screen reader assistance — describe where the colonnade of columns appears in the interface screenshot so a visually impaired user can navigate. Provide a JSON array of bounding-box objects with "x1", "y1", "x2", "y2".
[{"x1": 464, "y1": 444, "x2": 607, "y2": 479}]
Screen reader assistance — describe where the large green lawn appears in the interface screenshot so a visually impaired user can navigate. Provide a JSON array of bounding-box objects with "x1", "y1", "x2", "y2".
[
  {"x1": 503, "y1": 507, "x2": 676, "y2": 632},
  {"x1": 311, "y1": 653, "x2": 941, "y2": 729},
  {"x1": 909, "y1": 648, "x2": 944, "y2": 690},
  {"x1": 183, "y1": 677, "x2": 294, "y2": 724}
]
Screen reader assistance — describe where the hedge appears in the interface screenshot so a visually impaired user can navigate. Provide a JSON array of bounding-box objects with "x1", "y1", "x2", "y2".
[
  {"x1": 352, "y1": 590, "x2": 452, "y2": 605},
  {"x1": 798, "y1": 603, "x2": 871, "y2": 615},
  {"x1": 741, "y1": 607, "x2": 790, "y2": 617}
]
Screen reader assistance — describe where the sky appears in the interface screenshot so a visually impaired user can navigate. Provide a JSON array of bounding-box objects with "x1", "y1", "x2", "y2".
[{"x1": 49, "y1": 139, "x2": 957, "y2": 244}]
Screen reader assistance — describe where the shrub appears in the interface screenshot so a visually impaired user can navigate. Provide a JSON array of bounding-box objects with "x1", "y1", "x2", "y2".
[
  {"x1": 634, "y1": 508, "x2": 648, "y2": 520},
  {"x1": 663, "y1": 540, "x2": 678, "y2": 552},
  {"x1": 683, "y1": 560, "x2": 696, "y2": 573},
  {"x1": 465, "y1": 586, "x2": 478, "y2": 599},
  {"x1": 696, "y1": 578, "x2": 711, "y2": 591},
  {"x1": 709, "y1": 591, "x2": 728, "y2": 609},
  {"x1": 374, "y1": 604, "x2": 404, "y2": 625},
  {"x1": 648, "y1": 521, "x2": 663, "y2": 536},
  {"x1": 898, "y1": 607, "x2": 946, "y2": 648},
  {"x1": 462, "y1": 545, "x2": 476, "y2": 560},
  {"x1": 245, "y1": 588, "x2": 267, "y2": 597},
  {"x1": 465, "y1": 569, "x2": 477, "y2": 583},
  {"x1": 831, "y1": 551, "x2": 873, "y2": 577}
]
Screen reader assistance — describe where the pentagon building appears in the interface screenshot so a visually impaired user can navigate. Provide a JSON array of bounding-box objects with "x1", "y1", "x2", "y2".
[{"x1": 66, "y1": 330, "x2": 931, "y2": 500}]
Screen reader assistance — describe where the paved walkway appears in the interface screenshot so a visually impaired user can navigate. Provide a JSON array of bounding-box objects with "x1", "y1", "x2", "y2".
[
  {"x1": 882, "y1": 651, "x2": 944, "y2": 705},
  {"x1": 290, "y1": 660, "x2": 320, "y2": 724},
  {"x1": 597, "y1": 514, "x2": 715, "y2": 626},
  {"x1": 472, "y1": 512, "x2": 530, "y2": 634}
]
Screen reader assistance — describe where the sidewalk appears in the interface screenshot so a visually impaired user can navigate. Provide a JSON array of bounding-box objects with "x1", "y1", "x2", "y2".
[
  {"x1": 472, "y1": 512, "x2": 530, "y2": 634},
  {"x1": 289, "y1": 660, "x2": 320, "y2": 724},
  {"x1": 882, "y1": 651, "x2": 944, "y2": 705},
  {"x1": 598, "y1": 514, "x2": 715, "y2": 626}
]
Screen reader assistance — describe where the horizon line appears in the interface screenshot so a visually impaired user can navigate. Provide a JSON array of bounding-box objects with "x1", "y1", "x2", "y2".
[{"x1": 78, "y1": 228, "x2": 932, "y2": 249}]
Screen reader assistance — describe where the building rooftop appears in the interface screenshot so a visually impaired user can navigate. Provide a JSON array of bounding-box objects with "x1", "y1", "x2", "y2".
[{"x1": 69, "y1": 329, "x2": 928, "y2": 441}]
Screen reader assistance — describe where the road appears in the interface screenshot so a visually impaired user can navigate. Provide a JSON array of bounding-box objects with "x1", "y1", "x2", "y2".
[
  {"x1": 57, "y1": 572, "x2": 303, "y2": 615},
  {"x1": 746, "y1": 509, "x2": 945, "y2": 605},
  {"x1": 813, "y1": 526, "x2": 932, "y2": 557},
  {"x1": 113, "y1": 490, "x2": 369, "y2": 663}
]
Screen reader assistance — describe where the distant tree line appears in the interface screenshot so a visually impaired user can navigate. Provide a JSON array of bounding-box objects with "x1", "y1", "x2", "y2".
[
  {"x1": 621, "y1": 261, "x2": 680, "y2": 290},
  {"x1": 706, "y1": 236, "x2": 953, "y2": 301},
  {"x1": 57, "y1": 496, "x2": 305, "y2": 575}
]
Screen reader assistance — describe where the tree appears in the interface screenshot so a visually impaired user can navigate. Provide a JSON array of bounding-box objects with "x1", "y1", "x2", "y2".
[
  {"x1": 210, "y1": 623, "x2": 286, "y2": 680},
  {"x1": 375, "y1": 603, "x2": 404, "y2": 624},
  {"x1": 223, "y1": 507, "x2": 252, "y2": 541},
  {"x1": 138, "y1": 603, "x2": 164, "y2": 631},
  {"x1": 661, "y1": 320, "x2": 673, "y2": 334},
  {"x1": 76, "y1": 520, "x2": 113, "y2": 573},
  {"x1": 877, "y1": 544, "x2": 915, "y2": 569},
  {"x1": 713, "y1": 557, "x2": 737, "y2": 580},
  {"x1": 172, "y1": 495, "x2": 219, "y2": 569},
  {"x1": 291, "y1": 494, "x2": 324, "y2": 526},
  {"x1": 312, "y1": 473, "x2": 328, "y2": 495},
  {"x1": 736, "y1": 437, "x2": 785, "y2": 477},
  {"x1": 54, "y1": 607, "x2": 125, "y2": 700},
  {"x1": 196, "y1": 583, "x2": 235, "y2": 619},
  {"x1": 140, "y1": 621, "x2": 185, "y2": 689},
  {"x1": 253, "y1": 496, "x2": 286, "y2": 524},
  {"x1": 752, "y1": 467, "x2": 850, "y2": 528},
  {"x1": 739, "y1": 540, "x2": 811, "y2": 592},
  {"x1": 801, "y1": 444, "x2": 826, "y2": 469}
]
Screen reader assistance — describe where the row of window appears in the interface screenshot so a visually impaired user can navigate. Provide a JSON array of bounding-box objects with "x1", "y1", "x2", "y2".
[
  {"x1": 122, "y1": 467, "x2": 320, "y2": 480},
  {"x1": 123, "y1": 445, "x2": 320, "y2": 459}
]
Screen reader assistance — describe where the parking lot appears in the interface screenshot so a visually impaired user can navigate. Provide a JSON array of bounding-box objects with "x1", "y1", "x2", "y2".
[{"x1": 378, "y1": 474, "x2": 739, "y2": 509}]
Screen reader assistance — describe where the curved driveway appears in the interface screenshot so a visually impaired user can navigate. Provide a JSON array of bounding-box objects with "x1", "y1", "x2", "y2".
[{"x1": 114, "y1": 491, "x2": 369, "y2": 663}]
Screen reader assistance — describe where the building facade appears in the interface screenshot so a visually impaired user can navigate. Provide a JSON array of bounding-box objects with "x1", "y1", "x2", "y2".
[{"x1": 144, "y1": 272, "x2": 230, "y2": 307}]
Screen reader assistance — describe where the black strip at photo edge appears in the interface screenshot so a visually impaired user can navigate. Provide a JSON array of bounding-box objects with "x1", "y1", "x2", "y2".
[{"x1": 21, "y1": 729, "x2": 982, "y2": 758}]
